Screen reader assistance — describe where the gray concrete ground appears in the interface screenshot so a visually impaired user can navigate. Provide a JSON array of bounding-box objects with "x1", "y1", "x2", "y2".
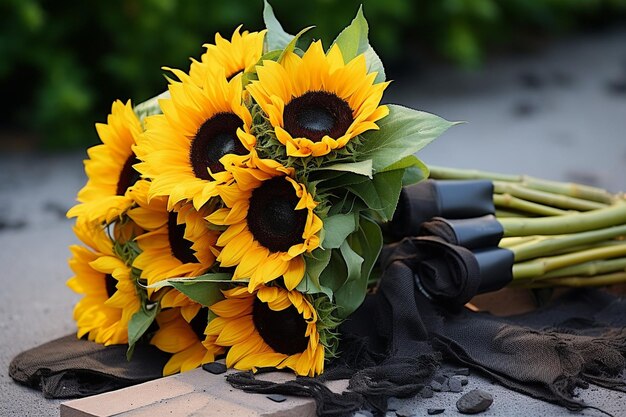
[{"x1": 1, "y1": 27, "x2": 626, "y2": 416}]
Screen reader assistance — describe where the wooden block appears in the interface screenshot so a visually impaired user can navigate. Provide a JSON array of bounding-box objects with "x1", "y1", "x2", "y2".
[{"x1": 60, "y1": 367, "x2": 347, "y2": 417}]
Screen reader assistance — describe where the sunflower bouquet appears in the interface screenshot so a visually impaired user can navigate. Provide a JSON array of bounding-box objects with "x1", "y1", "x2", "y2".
[{"x1": 66, "y1": 3, "x2": 454, "y2": 378}]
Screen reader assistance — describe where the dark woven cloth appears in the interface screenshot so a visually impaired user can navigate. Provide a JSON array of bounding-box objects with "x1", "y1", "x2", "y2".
[
  {"x1": 9, "y1": 334, "x2": 169, "y2": 398},
  {"x1": 373, "y1": 239, "x2": 626, "y2": 412}
]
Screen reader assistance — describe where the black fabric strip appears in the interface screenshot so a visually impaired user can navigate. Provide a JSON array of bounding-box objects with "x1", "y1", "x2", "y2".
[
  {"x1": 388, "y1": 180, "x2": 495, "y2": 241},
  {"x1": 420, "y1": 214, "x2": 504, "y2": 249}
]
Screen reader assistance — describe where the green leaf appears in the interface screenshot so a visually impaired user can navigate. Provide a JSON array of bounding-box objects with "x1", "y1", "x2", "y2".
[
  {"x1": 319, "y1": 249, "x2": 348, "y2": 292},
  {"x1": 263, "y1": 1, "x2": 293, "y2": 52},
  {"x1": 147, "y1": 273, "x2": 232, "y2": 306},
  {"x1": 312, "y1": 160, "x2": 373, "y2": 178},
  {"x1": 363, "y1": 45, "x2": 386, "y2": 84},
  {"x1": 322, "y1": 213, "x2": 358, "y2": 249},
  {"x1": 126, "y1": 302, "x2": 159, "y2": 360},
  {"x1": 278, "y1": 26, "x2": 314, "y2": 63},
  {"x1": 372, "y1": 169, "x2": 405, "y2": 221},
  {"x1": 332, "y1": 6, "x2": 385, "y2": 83},
  {"x1": 359, "y1": 104, "x2": 457, "y2": 172},
  {"x1": 403, "y1": 160, "x2": 430, "y2": 186},
  {"x1": 298, "y1": 248, "x2": 334, "y2": 298},
  {"x1": 305, "y1": 248, "x2": 332, "y2": 284},
  {"x1": 334, "y1": 217, "x2": 382, "y2": 319},
  {"x1": 380, "y1": 154, "x2": 421, "y2": 172},
  {"x1": 347, "y1": 169, "x2": 405, "y2": 221},
  {"x1": 314, "y1": 171, "x2": 370, "y2": 190}
]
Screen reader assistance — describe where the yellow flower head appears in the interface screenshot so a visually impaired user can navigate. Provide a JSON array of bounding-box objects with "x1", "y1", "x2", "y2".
[
  {"x1": 134, "y1": 67, "x2": 256, "y2": 211},
  {"x1": 207, "y1": 285, "x2": 324, "y2": 376},
  {"x1": 206, "y1": 154, "x2": 322, "y2": 291},
  {"x1": 151, "y1": 307, "x2": 224, "y2": 376},
  {"x1": 67, "y1": 222, "x2": 141, "y2": 346},
  {"x1": 67, "y1": 100, "x2": 143, "y2": 224},
  {"x1": 128, "y1": 180, "x2": 220, "y2": 311},
  {"x1": 189, "y1": 26, "x2": 266, "y2": 86},
  {"x1": 246, "y1": 41, "x2": 389, "y2": 157}
]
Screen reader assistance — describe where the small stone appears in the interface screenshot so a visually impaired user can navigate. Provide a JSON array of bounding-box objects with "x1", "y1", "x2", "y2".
[
  {"x1": 454, "y1": 368, "x2": 470, "y2": 376},
  {"x1": 420, "y1": 386, "x2": 434, "y2": 398},
  {"x1": 459, "y1": 377, "x2": 469, "y2": 386},
  {"x1": 266, "y1": 394, "x2": 287, "y2": 403},
  {"x1": 430, "y1": 380, "x2": 443, "y2": 392},
  {"x1": 456, "y1": 389, "x2": 493, "y2": 414},
  {"x1": 433, "y1": 374, "x2": 447, "y2": 384},
  {"x1": 201, "y1": 362, "x2": 227, "y2": 375},
  {"x1": 353, "y1": 411, "x2": 373, "y2": 417},
  {"x1": 448, "y1": 377, "x2": 463, "y2": 393},
  {"x1": 427, "y1": 409, "x2": 445, "y2": 415}
]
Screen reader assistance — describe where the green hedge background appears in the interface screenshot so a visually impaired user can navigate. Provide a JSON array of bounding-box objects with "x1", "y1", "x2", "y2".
[{"x1": 2, "y1": 0, "x2": 625, "y2": 149}]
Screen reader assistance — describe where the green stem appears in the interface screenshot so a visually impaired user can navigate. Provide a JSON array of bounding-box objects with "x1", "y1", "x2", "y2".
[
  {"x1": 537, "y1": 257, "x2": 626, "y2": 279},
  {"x1": 499, "y1": 236, "x2": 542, "y2": 249},
  {"x1": 493, "y1": 182, "x2": 607, "y2": 211},
  {"x1": 512, "y1": 243, "x2": 626, "y2": 279},
  {"x1": 495, "y1": 209, "x2": 529, "y2": 218},
  {"x1": 494, "y1": 194, "x2": 567, "y2": 216},
  {"x1": 429, "y1": 165, "x2": 615, "y2": 204},
  {"x1": 500, "y1": 200, "x2": 626, "y2": 237},
  {"x1": 511, "y1": 224, "x2": 626, "y2": 261},
  {"x1": 428, "y1": 166, "x2": 520, "y2": 182},
  {"x1": 514, "y1": 272, "x2": 626, "y2": 288}
]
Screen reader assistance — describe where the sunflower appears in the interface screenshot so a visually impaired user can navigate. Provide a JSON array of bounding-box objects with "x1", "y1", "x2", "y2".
[
  {"x1": 246, "y1": 41, "x2": 389, "y2": 158},
  {"x1": 67, "y1": 100, "x2": 143, "y2": 224},
  {"x1": 67, "y1": 221, "x2": 141, "y2": 345},
  {"x1": 207, "y1": 285, "x2": 324, "y2": 376},
  {"x1": 189, "y1": 26, "x2": 266, "y2": 86},
  {"x1": 151, "y1": 307, "x2": 224, "y2": 376},
  {"x1": 206, "y1": 155, "x2": 322, "y2": 290},
  {"x1": 134, "y1": 66, "x2": 256, "y2": 211},
  {"x1": 127, "y1": 180, "x2": 219, "y2": 320}
]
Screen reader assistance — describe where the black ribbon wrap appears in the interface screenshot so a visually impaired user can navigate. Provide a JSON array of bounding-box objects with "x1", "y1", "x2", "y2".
[
  {"x1": 419, "y1": 214, "x2": 504, "y2": 249},
  {"x1": 388, "y1": 180, "x2": 495, "y2": 240}
]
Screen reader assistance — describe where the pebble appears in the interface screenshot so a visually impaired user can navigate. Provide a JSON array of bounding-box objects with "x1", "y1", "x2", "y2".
[
  {"x1": 427, "y1": 409, "x2": 445, "y2": 415},
  {"x1": 433, "y1": 374, "x2": 447, "y2": 384},
  {"x1": 430, "y1": 380, "x2": 444, "y2": 392},
  {"x1": 354, "y1": 411, "x2": 373, "y2": 417},
  {"x1": 420, "y1": 386, "x2": 434, "y2": 398},
  {"x1": 448, "y1": 376, "x2": 463, "y2": 393},
  {"x1": 266, "y1": 394, "x2": 287, "y2": 403},
  {"x1": 456, "y1": 389, "x2": 494, "y2": 414},
  {"x1": 201, "y1": 362, "x2": 227, "y2": 374}
]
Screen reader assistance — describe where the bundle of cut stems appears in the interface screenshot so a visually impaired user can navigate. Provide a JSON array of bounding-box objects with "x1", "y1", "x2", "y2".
[{"x1": 429, "y1": 166, "x2": 626, "y2": 288}]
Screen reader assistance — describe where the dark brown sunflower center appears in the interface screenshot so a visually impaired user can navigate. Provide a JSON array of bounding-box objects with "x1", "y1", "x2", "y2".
[
  {"x1": 247, "y1": 177, "x2": 307, "y2": 253},
  {"x1": 104, "y1": 274, "x2": 117, "y2": 298},
  {"x1": 252, "y1": 297, "x2": 308, "y2": 355},
  {"x1": 167, "y1": 212, "x2": 197, "y2": 264},
  {"x1": 190, "y1": 112, "x2": 246, "y2": 180},
  {"x1": 116, "y1": 156, "x2": 141, "y2": 195},
  {"x1": 283, "y1": 91, "x2": 353, "y2": 142},
  {"x1": 190, "y1": 307, "x2": 209, "y2": 340}
]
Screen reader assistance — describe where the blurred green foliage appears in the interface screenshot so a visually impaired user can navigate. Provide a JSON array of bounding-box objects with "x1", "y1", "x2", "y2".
[{"x1": 1, "y1": 0, "x2": 625, "y2": 148}]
